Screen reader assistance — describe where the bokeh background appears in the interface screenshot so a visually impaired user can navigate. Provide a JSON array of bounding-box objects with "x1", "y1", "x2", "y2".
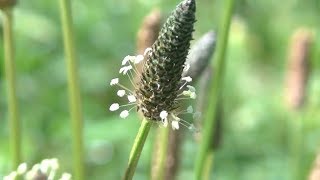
[{"x1": 0, "y1": 0, "x2": 319, "y2": 179}]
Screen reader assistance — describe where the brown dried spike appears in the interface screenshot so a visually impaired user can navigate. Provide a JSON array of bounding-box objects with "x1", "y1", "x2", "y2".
[
  {"x1": 0, "y1": 0, "x2": 16, "y2": 8},
  {"x1": 284, "y1": 28, "x2": 313, "y2": 110},
  {"x1": 137, "y1": 9, "x2": 162, "y2": 55}
]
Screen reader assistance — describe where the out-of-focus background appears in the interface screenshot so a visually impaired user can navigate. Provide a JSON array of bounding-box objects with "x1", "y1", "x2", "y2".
[{"x1": 0, "y1": 0, "x2": 319, "y2": 179}]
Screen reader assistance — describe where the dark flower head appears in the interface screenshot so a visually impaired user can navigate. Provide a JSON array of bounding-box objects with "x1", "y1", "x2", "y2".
[{"x1": 109, "y1": 0, "x2": 198, "y2": 130}]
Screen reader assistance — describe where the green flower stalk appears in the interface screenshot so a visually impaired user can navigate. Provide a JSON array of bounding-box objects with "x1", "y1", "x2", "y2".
[{"x1": 109, "y1": 0, "x2": 197, "y2": 179}]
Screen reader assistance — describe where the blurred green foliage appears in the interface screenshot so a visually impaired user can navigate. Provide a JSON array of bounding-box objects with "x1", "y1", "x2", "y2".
[{"x1": 0, "y1": 0, "x2": 319, "y2": 179}]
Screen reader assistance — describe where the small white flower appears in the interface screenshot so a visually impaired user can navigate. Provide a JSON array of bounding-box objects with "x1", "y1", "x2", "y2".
[
  {"x1": 117, "y1": 90, "x2": 126, "y2": 97},
  {"x1": 60, "y1": 173, "x2": 72, "y2": 180},
  {"x1": 187, "y1": 85, "x2": 196, "y2": 92},
  {"x1": 134, "y1": 55, "x2": 144, "y2": 64},
  {"x1": 183, "y1": 63, "x2": 190, "y2": 72},
  {"x1": 160, "y1": 111, "x2": 168, "y2": 120},
  {"x1": 120, "y1": 110, "x2": 129, "y2": 118},
  {"x1": 182, "y1": 76, "x2": 192, "y2": 82},
  {"x1": 119, "y1": 65, "x2": 133, "y2": 75},
  {"x1": 172, "y1": 120, "x2": 180, "y2": 130},
  {"x1": 127, "y1": 95, "x2": 137, "y2": 102},
  {"x1": 17, "y1": 162, "x2": 28, "y2": 175},
  {"x1": 110, "y1": 78, "x2": 119, "y2": 86},
  {"x1": 144, "y1": 47, "x2": 152, "y2": 56},
  {"x1": 122, "y1": 55, "x2": 135, "y2": 65},
  {"x1": 187, "y1": 106, "x2": 193, "y2": 113},
  {"x1": 109, "y1": 103, "x2": 120, "y2": 111}
]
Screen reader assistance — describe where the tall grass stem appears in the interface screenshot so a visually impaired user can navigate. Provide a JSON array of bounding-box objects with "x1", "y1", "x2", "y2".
[
  {"x1": 2, "y1": 7, "x2": 21, "y2": 169},
  {"x1": 124, "y1": 119, "x2": 151, "y2": 180},
  {"x1": 194, "y1": 0, "x2": 235, "y2": 178},
  {"x1": 58, "y1": 0, "x2": 84, "y2": 179}
]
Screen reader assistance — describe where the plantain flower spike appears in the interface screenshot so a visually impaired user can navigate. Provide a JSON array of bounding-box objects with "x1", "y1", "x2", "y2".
[{"x1": 109, "y1": 0, "x2": 198, "y2": 131}]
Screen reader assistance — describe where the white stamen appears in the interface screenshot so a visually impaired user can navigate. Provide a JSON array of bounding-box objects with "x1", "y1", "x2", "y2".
[
  {"x1": 109, "y1": 103, "x2": 120, "y2": 111},
  {"x1": 117, "y1": 90, "x2": 126, "y2": 97},
  {"x1": 187, "y1": 106, "x2": 193, "y2": 113},
  {"x1": 160, "y1": 111, "x2": 168, "y2": 120},
  {"x1": 187, "y1": 85, "x2": 196, "y2": 92},
  {"x1": 110, "y1": 78, "x2": 119, "y2": 86},
  {"x1": 127, "y1": 95, "x2": 137, "y2": 102},
  {"x1": 17, "y1": 163, "x2": 27, "y2": 175},
  {"x1": 182, "y1": 76, "x2": 192, "y2": 82},
  {"x1": 120, "y1": 110, "x2": 129, "y2": 118},
  {"x1": 134, "y1": 55, "x2": 144, "y2": 64},
  {"x1": 172, "y1": 120, "x2": 180, "y2": 130},
  {"x1": 184, "y1": 63, "x2": 190, "y2": 72},
  {"x1": 163, "y1": 118, "x2": 168, "y2": 127},
  {"x1": 122, "y1": 55, "x2": 134, "y2": 65},
  {"x1": 144, "y1": 47, "x2": 152, "y2": 56},
  {"x1": 119, "y1": 65, "x2": 133, "y2": 75}
]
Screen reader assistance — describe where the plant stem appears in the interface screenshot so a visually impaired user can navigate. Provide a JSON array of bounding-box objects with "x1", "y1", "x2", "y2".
[
  {"x1": 152, "y1": 127, "x2": 169, "y2": 180},
  {"x1": 2, "y1": 7, "x2": 21, "y2": 169},
  {"x1": 58, "y1": 0, "x2": 84, "y2": 180},
  {"x1": 203, "y1": 150, "x2": 214, "y2": 180},
  {"x1": 194, "y1": 0, "x2": 235, "y2": 179},
  {"x1": 124, "y1": 119, "x2": 152, "y2": 180}
]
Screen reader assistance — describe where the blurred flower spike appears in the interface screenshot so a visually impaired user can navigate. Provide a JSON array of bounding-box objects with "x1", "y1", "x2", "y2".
[
  {"x1": 4, "y1": 158, "x2": 72, "y2": 180},
  {"x1": 109, "y1": 0, "x2": 199, "y2": 131}
]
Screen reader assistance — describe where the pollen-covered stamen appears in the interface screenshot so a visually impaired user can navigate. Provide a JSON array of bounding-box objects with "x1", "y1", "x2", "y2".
[
  {"x1": 143, "y1": 47, "x2": 152, "y2": 56},
  {"x1": 117, "y1": 90, "x2": 126, "y2": 97},
  {"x1": 179, "y1": 76, "x2": 193, "y2": 90},
  {"x1": 122, "y1": 55, "x2": 135, "y2": 65},
  {"x1": 127, "y1": 94, "x2": 137, "y2": 103},
  {"x1": 183, "y1": 63, "x2": 190, "y2": 72},
  {"x1": 120, "y1": 110, "x2": 129, "y2": 118},
  {"x1": 110, "y1": 78, "x2": 119, "y2": 86},
  {"x1": 119, "y1": 65, "x2": 133, "y2": 75},
  {"x1": 160, "y1": 111, "x2": 169, "y2": 127},
  {"x1": 134, "y1": 55, "x2": 144, "y2": 64},
  {"x1": 109, "y1": 103, "x2": 120, "y2": 111},
  {"x1": 170, "y1": 114, "x2": 196, "y2": 131}
]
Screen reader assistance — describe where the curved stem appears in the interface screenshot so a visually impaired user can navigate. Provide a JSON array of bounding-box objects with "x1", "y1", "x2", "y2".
[
  {"x1": 58, "y1": 0, "x2": 84, "y2": 180},
  {"x1": 2, "y1": 7, "x2": 21, "y2": 169},
  {"x1": 194, "y1": 0, "x2": 235, "y2": 179},
  {"x1": 124, "y1": 119, "x2": 152, "y2": 180}
]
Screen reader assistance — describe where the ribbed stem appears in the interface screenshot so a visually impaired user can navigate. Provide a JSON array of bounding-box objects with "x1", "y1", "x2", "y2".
[
  {"x1": 194, "y1": 0, "x2": 235, "y2": 179},
  {"x1": 58, "y1": 1, "x2": 84, "y2": 180},
  {"x1": 124, "y1": 119, "x2": 152, "y2": 180},
  {"x1": 2, "y1": 7, "x2": 21, "y2": 169}
]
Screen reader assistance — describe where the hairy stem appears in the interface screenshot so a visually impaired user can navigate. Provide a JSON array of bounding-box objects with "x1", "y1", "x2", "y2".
[
  {"x1": 194, "y1": 0, "x2": 235, "y2": 178},
  {"x1": 2, "y1": 7, "x2": 21, "y2": 169},
  {"x1": 58, "y1": 0, "x2": 84, "y2": 180},
  {"x1": 124, "y1": 119, "x2": 152, "y2": 180}
]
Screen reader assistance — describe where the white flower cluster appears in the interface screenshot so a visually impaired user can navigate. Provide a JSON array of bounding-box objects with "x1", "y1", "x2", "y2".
[
  {"x1": 109, "y1": 49, "x2": 151, "y2": 119},
  {"x1": 4, "y1": 158, "x2": 72, "y2": 180},
  {"x1": 109, "y1": 48, "x2": 200, "y2": 131}
]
